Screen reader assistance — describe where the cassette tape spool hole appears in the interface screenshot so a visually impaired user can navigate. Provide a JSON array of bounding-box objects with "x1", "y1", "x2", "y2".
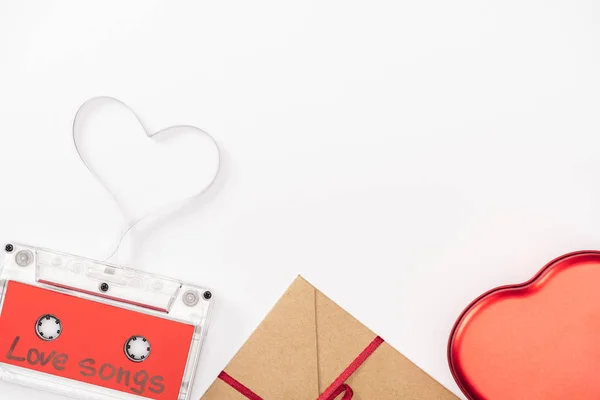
[
  {"x1": 15, "y1": 250, "x2": 33, "y2": 267},
  {"x1": 35, "y1": 315, "x2": 62, "y2": 341},
  {"x1": 124, "y1": 336, "x2": 151, "y2": 362},
  {"x1": 182, "y1": 290, "x2": 200, "y2": 306}
]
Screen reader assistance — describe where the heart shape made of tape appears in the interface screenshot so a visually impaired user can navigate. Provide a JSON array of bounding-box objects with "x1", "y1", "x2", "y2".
[
  {"x1": 449, "y1": 251, "x2": 600, "y2": 399},
  {"x1": 73, "y1": 97, "x2": 220, "y2": 231}
]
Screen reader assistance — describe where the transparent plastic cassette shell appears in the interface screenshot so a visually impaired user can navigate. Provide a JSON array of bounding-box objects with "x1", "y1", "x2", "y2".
[{"x1": 0, "y1": 243, "x2": 213, "y2": 400}]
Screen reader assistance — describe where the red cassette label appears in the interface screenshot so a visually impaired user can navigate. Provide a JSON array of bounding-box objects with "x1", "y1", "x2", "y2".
[{"x1": 0, "y1": 281, "x2": 195, "y2": 400}]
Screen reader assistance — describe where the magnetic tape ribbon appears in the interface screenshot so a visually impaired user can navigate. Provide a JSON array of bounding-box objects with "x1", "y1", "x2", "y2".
[
  {"x1": 218, "y1": 336, "x2": 384, "y2": 400},
  {"x1": 72, "y1": 97, "x2": 221, "y2": 263}
]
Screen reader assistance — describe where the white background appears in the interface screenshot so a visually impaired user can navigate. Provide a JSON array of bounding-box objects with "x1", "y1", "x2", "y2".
[{"x1": 2, "y1": 1, "x2": 600, "y2": 399}]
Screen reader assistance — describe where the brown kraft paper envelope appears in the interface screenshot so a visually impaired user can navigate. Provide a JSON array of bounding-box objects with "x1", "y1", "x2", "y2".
[{"x1": 202, "y1": 276, "x2": 458, "y2": 400}]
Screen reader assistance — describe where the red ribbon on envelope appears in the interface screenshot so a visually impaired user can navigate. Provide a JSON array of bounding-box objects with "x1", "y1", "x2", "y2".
[
  {"x1": 218, "y1": 336, "x2": 384, "y2": 400},
  {"x1": 218, "y1": 371, "x2": 263, "y2": 400},
  {"x1": 325, "y1": 384, "x2": 353, "y2": 400}
]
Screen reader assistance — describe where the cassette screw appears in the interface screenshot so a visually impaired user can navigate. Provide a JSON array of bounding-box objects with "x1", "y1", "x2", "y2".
[
  {"x1": 5, "y1": 244, "x2": 14, "y2": 253},
  {"x1": 203, "y1": 291, "x2": 212, "y2": 300},
  {"x1": 99, "y1": 282, "x2": 110, "y2": 292},
  {"x1": 15, "y1": 250, "x2": 33, "y2": 267}
]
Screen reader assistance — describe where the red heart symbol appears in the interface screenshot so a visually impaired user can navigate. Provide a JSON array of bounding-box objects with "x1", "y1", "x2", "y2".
[{"x1": 449, "y1": 251, "x2": 600, "y2": 400}]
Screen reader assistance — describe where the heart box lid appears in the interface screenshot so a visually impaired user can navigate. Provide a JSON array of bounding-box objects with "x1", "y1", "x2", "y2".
[{"x1": 448, "y1": 251, "x2": 600, "y2": 400}]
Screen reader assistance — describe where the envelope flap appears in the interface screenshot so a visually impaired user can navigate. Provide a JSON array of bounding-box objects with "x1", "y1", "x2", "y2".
[
  {"x1": 314, "y1": 285, "x2": 377, "y2": 390},
  {"x1": 313, "y1": 280, "x2": 458, "y2": 399},
  {"x1": 223, "y1": 276, "x2": 320, "y2": 399}
]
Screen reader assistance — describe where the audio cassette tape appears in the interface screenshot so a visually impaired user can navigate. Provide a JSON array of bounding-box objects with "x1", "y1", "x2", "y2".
[{"x1": 0, "y1": 243, "x2": 213, "y2": 400}]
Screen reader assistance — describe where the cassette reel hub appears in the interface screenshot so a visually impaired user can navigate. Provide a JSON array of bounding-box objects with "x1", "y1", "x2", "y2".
[
  {"x1": 125, "y1": 336, "x2": 151, "y2": 363},
  {"x1": 35, "y1": 314, "x2": 62, "y2": 341}
]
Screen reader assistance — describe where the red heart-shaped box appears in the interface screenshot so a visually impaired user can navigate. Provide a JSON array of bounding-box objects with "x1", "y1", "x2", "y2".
[{"x1": 448, "y1": 251, "x2": 600, "y2": 399}]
